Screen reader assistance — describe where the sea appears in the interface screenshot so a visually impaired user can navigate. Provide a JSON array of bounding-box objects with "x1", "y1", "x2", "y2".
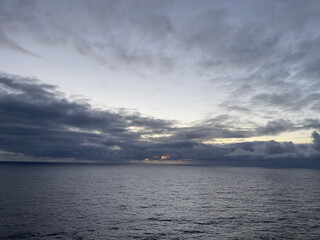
[{"x1": 0, "y1": 163, "x2": 319, "y2": 239}]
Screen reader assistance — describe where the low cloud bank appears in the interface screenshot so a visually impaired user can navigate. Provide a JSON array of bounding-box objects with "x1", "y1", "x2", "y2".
[{"x1": 0, "y1": 73, "x2": 319, "y2": 168}]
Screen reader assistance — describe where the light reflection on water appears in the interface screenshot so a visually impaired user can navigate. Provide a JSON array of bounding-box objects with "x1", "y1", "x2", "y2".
[{"x1": 0, "y1": 163, "x2": 320, "y2": 239}]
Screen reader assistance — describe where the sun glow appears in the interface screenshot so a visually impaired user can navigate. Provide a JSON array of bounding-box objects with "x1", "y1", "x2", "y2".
[{"x1": 143, "y1": 155, "x2": 170, "y2": 162}]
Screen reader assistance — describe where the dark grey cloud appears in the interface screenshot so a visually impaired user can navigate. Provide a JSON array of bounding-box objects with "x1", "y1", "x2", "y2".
[
  {"x1": 311, "y1": 131, "x2": 320, "y2": 151},
  {"x1": 0, "y1": 73, "x2": 173, "y2": 161},
  {"x1": 303, "y1": 119, "x2": 320, "y2": 129},
  {"x1": 1, "y1": 73, "x2": 319, "y2": 167},
  {"x1": 254, "y1": 119, "x2": 320, "y2": 137},
  {"x1": 172, "y1": 115, "x2": 252, "y2": 141},
  {"x1": 228, "y1": 140, "x2": 298, "y2": 158},
  {"x1": 252, "y1": 91, "x2": 320, "y2": 111},
  {"x1": 256, "y1": 120, "x2": 295, "y2": 136},
  {"x1": 225, "y1": 140, "x2": 320, "y2": 168}
]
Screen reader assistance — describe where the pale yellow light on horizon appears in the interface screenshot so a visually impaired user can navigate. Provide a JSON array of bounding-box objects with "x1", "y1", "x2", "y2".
[
  {"x1": 141, "y1": 159, "x2": 184, "y2": 165},
  {"x1": 204, "y1": 129, "x2": 314, "y2": 145}
]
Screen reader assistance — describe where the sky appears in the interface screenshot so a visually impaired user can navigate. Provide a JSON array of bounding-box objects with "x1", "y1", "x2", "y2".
[{"x1": 0, "y1": 0, "x2": 320, "y2": 167}]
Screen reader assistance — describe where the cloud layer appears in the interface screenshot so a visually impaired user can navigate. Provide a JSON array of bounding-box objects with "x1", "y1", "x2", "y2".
[
  {"x1": 1, "y1": 1, "x2": 320, "y2": 167},
  {"x1": 1, "y1": 1, "x2": 320, "y2": 109},
  {"x1": 0, "y1": 73, "x2": 319, "y2": 167}
]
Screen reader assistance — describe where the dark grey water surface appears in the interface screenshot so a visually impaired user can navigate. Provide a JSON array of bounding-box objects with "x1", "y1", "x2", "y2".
[{"x1": 0, "y1": 163, "x2": 320, "y2": 239}]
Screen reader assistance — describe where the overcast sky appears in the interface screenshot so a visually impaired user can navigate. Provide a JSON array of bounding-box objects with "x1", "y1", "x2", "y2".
[{"x1": 0, "y1": 0, "x2": 320, "y2": 166}]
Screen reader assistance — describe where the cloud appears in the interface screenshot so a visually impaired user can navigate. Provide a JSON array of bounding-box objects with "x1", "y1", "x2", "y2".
[
  {"x1": 254, "y1": 119, "x2": 320, "y2": 137},
  {"x1": 304, "y1": 119, "x2": 320, "y2": 129},
  {"x1": 0, "y1": 33, "x2": 41, "y2": 58},
  {"x1": 1, "y1": 0, "x2": 320, "y2": 75},
  {"x1": 0, "y1": 73, "x2": 172, "y2": 161},
  {"x1": 170, "y1": 116, "x2": 252, "y2": 141},
  {"x1": 256, "y1": 120, "x2": 295, "y2": 135},
  {"x1": 1, "y1": 1, "x2": 320, "y2": 121},
  {"x1": 0, "y1": 0, "x2": 176, "y2": 71},
  {"x1": 0, "y1": 73, "x2": 319, "y2": 168},
  {"x1": 1, "y1": 0, "x2": 320, "y2": 168},
  {"x1": 311, "y1": 131, "x2": 320, "y2": 151},
  {"x1": 252, "y1": 91, "x2": 320, "y2": 111},
  {"x1": 227, "y1": 140, "x2": 297, "y2": 158}
]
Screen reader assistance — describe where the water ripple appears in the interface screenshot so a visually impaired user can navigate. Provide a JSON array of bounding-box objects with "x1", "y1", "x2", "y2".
[{"x1": 1, "y1": 164, "x2": 320, "y2": 239}]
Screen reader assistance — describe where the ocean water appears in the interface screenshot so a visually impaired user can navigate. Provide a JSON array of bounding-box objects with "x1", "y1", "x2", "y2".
[{"x1": 0, "y1": 163, "x2": 319, "y2": 240}]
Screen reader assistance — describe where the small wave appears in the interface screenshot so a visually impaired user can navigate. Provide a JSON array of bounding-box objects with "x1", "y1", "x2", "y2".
[
  {"x1": 181, "y1": 229, "x2": 204, "y2": 234},
  {"x1": 146, "y1": 217, "x2": 173, "y2": 222},
  {"x1": 194, "y1": 220, "x2": 219, "y2": 225},
  {"x1": 2, "y1": 232, "x2": 36, "y2": 239},
  {"x1": 43, "y1": 232, "x2": 66, "y2": 237}
]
